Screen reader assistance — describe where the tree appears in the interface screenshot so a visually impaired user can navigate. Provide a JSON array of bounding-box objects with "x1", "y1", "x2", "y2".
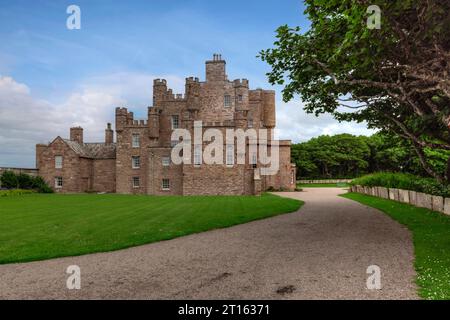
[{"x1": 260, "y1": 0, "x2": 450, "y2": 182}]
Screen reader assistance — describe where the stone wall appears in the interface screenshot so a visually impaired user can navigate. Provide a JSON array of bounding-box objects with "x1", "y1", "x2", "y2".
[
  {"x1": 351, "y1": 185, "x2": 450, "y2": 216},
  {"x1": 36, "y1": 138, "x2": 82, "y2": 193}
]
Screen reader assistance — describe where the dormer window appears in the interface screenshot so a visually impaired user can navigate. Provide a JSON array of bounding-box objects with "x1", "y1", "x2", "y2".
[{"x1": 224, "y1": 95, "x2": 231, "y2": 107}]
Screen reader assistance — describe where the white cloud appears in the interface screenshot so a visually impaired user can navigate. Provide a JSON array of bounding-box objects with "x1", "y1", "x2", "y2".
[{"x1": 275, "y1": 100, "x2": 375, "y2": 143}]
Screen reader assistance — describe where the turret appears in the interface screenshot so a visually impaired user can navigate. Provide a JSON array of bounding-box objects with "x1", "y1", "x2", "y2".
[
  {"x1": 70, "y1": 127, "x2": 83, "y2": 144},
  {"x1": 148, "y1": 107, "x2": 160, "y2": 139},
  {"x1": 205, "y1": 53, "x2": 226, "y2": 83},
  {"x1": 233, "y1": 79, "x2": 249, "y2": 112},
  {"x1": 115, "y1": 107, "x2": 129, "y2": 132},
  {"x1": 262, "y1": 90, "x2": 276, "y2": 128},
  {"x1": 153, "y1": 79, "x2": 167, "y2": 106},
  {"x1": 185, "y1": 77, "x2": 201, "y2": 111}
]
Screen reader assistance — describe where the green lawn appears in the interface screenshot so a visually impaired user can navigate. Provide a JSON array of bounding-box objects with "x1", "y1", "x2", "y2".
[
  {"x1": 0, "y1": 193, "x2": 302, "y2": 264},
  {"x1": 342, "y1": 192, "x2": 450, "y2": 300},
  {"x1": 298, "y1": 183, "x2": 350, "y2": 188}
]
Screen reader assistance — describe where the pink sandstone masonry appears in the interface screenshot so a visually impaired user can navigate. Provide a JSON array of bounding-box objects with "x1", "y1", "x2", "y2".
[{"x1": 36, "y1": 55, "x2": 296, "y2": 195}]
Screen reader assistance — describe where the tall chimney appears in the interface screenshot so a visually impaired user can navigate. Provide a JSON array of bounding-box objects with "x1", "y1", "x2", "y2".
[
  {"x1": 206, "y1": 53, "x2": 226, "y2": 83},
  {"x1": 105, "y1": 123, "x2": 114, "y2": 144},
  {"x1": 70, "y1": 127, "x2": 83, "y2": 144}
]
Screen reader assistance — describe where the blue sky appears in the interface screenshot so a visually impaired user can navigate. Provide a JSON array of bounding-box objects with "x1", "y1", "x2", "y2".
[{"x1": 0, "y1": 0, "x2": 372, "y2": 167}]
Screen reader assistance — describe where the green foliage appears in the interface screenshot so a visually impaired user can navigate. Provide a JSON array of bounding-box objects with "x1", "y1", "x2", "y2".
[
  {"x1": 0, "y1": 171, "x2": 53, "y2": 193},
  {"x1": 352, "y1": 172, "x2": 450, "y2": 197},
  {"x1": 0, "y1": 193, "x2": 302, "y2": 264},
  {"x1": 0, "y1": 189, "x2": 37, "y2": 197},
  {"x1": 293, "y1": 132, "x2": 450, "y2": 179},
  {"x1": 261, "y1": 0, "x2": 450, "y2": 182},
  {"x1": 343, "y1": 193, "x2": 450, "y2": 299},
  {"x1": 0, "y1": 171, "x2": 19, "y2": 189}
]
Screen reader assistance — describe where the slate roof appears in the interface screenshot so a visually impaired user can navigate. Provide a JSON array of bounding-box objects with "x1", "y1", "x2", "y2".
[{"x1": 63, "y1": 139, "x2": 116, "y2": 159}]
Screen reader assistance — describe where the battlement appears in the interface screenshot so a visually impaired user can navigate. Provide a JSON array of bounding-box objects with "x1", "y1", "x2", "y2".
[
  {"x1": 153, "y1": 79, "x2": 167, "y2": 85},
  {"x1": 233, "y1": 79, "x2": 249, "y2": 88},
  {"x1": 186, "y1": 76, "x2": 200, "y2": 83}
]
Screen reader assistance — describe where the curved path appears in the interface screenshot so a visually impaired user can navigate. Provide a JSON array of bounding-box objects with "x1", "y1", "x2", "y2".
[{"x1": 0, "y1": 188, "x2": 418, "y2": 299}]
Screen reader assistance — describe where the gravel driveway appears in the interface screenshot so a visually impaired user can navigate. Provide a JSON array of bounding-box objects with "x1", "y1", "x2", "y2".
[{"x1": 0, "y1": 188, "x2": 418, "y2": 299}]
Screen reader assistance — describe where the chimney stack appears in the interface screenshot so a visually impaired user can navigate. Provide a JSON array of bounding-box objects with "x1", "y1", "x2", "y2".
[
  {"x1": 206, "y1": 53, "x2": 226, "y2": 82},
  {"x1": 105, "y1": 123, "x2": 114, "y2": 144},
  {"x1": 70, "y1": 127, "x2": 83, "y2": 144}
]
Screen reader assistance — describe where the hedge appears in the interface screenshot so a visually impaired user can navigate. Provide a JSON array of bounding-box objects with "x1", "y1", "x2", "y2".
[
  {"x1": 0, "y1": 171, "x2": 53, "y2": 193},
  {"x1": 351, "y1": 173, "x2": 450, "y2": 197}
]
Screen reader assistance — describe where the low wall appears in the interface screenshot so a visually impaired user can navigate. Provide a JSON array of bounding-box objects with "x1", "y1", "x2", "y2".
[
  {"x1": 350, "y1": 185, "x2": 450, "y2": 216},
  {"x1": 0, "y1": 167, "x2": 39, "y2": 188},
  {"x1": 297, "y1": 179, "x2": 352, "y2": 184}
]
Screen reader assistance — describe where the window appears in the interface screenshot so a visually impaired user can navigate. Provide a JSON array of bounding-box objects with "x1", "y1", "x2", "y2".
[
  {"x1": 132, "y1": 156, "x2": 140, "y2": 169},
  {"x1": 132, "y1": 134, "x2": 140, "y2": 148},
  {"x1": 194, "y1": 145, "x2": 202, "y2": 166},
  {"x1": 55, "y1": 156, "x2": 63, "y2": 169},
  {"x1": 55, "y1": 177, "x2": 63, "y2": 188},
  {"x1": 238, "y1": 94, "x2": 243, "y2": 102},
  {"x1": 162, "y1": 156, "x2": 170, "y2": 166},
  {"x1": 251, "y1": 153, "x2": 257, "y2": 169},
  {"x1": 162, "y1": 179, "x2": 170, "y2": 190},
  {"x1": 132, "y1": 177, "x2": 140, "y2": 188},
  {"x1": 171, "y1": 115, "x2": 179, "y2": 129},
  {"x1": 226, "y1": 145, "x2": 234, "y2": 166},
  {"x1": 224, "y1": 95, "x2": 231, "y2": 107},
  {"x1": 291, "y1": 171, "x2": 295, "y2": 184},
  {"x1": 248, "y1": 119, "x2": 253, "y2": 128}
]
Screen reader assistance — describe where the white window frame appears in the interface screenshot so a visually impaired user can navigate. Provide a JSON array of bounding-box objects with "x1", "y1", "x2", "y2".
[
  {"x1": 162, "y1": 179, "x2": 170, "y2": 190},
  {"x1": 132, "y1": 134, "x2": 140, "y2": 148},
  {"x1": 132, "y1": 176, "x2": 140, "y2": 188},
  {"x1": 224, "y1": 95, "x2": 231, "y2": 107},
  {"x1": 194, "y1": 145, "x2": 202, "y2": 166},
  {"x1": 171, "y1": 115, "x2": 179, "y2": 129},
  {"x1": 251, "y1": 153, "x2": 257, "y2": 168},
  {"x1": 55, "y1": 156, "x2": 63, "y2": 169},
  {"x1": 55, "y1": 176, "x2": 63, "y2": 188},
  {"x1": 226, "y1": 145, "x2": 234, "y2": 166},
  {"x1": 162, "y1": 156, "x2": 170, "y2": 166},
  {"x1": 132, "y1": 156, "x2": 141, "y2": 169}
]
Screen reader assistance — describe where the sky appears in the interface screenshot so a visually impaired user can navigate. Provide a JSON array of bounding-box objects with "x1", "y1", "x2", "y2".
[{"x1": 0, "y1": 0, "x2": 374, "y2": 168}]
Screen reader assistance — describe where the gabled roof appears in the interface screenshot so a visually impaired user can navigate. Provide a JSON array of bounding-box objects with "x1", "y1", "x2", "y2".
[{"x1": 63, "y1": 139, "x2": 116, "y2": 159}]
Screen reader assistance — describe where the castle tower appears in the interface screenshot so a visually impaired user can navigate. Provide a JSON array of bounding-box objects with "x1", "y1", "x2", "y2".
[
  {"x1": 205, "y1": 54, "x2": 226, "y2": 83},
  {"x1": 262, "y1": 90, "x2": 276, "y2": 129},
  {"x1": 153, "y1": 79, "x2": 167, "y2": 106}
]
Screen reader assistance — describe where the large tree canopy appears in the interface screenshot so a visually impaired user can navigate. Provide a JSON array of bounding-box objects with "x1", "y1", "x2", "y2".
[
  {"x1": 260, "y1": 0, "x2": 450, "y2": 181},
  {"x1": 293, "y1": 133, "x2": 450, "y2": 179}
]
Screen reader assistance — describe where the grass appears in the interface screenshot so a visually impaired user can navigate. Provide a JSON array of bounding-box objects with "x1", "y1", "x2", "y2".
[
  {"x1": 0, "y1": 193, "x2": 302, "y2": 264},
  {"x1": 297, "y1": 183, "x2": 349, "y2": 188},
  {"x1": 342, "y1": 192, "x2": 450, "y2": 300}
]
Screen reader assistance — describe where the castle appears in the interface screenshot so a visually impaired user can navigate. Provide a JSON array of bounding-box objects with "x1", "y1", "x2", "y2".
[{"x1": 36, "y1": 55, "x2": 296, "y2": 195}]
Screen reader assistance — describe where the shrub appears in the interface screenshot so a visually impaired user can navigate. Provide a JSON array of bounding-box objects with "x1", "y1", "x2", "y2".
[
  {"x1": 0, "y1": 171, "x2": 19, "y2": 189},
  {"x1": 351, "y1": 172, "x2": 450, "y2": 197},
  {"x1": 31, "y1": 176, "x2": 54, "y2": 193},
  {"x1": 0, "y1": 171, "x2": 53, "y2": 193},
  {"x1": 17, "y1": 173, "x2": 34, "y2": 189}
]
